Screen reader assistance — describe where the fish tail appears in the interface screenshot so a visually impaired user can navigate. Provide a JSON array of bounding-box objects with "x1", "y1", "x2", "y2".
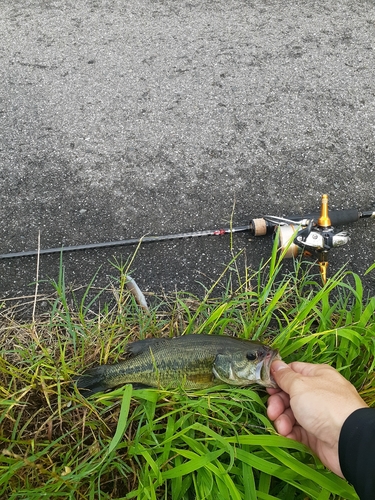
[{"x1": 75, "y1": 365, "x2": 115, "y2": 396}]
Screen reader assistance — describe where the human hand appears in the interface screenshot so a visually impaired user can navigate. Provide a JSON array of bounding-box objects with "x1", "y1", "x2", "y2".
[{"x1": 267, "y1": 360, "x2": 367, "y2": 477}]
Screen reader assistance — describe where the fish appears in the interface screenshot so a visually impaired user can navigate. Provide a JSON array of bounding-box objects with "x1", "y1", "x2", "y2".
[{"x1": 75, "y1": 334, "x2": 280, "y2": 396}]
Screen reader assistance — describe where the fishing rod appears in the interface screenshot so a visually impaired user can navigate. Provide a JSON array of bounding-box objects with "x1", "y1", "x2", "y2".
[
  {"x1": 0, "y1": 225, "x2": 251, "y2": 259},
  {"x1": 1, "y1": 194, "x2": 374, "y2": 282}
]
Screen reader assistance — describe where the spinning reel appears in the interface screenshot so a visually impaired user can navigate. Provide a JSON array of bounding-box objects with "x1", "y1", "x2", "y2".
[{"x1": 264, "y1": 195, "x2": 349, "y2": 283}]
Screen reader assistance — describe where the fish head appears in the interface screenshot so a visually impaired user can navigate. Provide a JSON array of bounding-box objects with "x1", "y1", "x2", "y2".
[{"x1": 213, "y1": 343, "x2": 280, "y2": 388}]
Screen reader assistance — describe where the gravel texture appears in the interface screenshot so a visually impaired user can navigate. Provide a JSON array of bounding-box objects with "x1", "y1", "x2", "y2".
[{"x1": 1, "y1": 0, "x2": 375, "y2": 307}]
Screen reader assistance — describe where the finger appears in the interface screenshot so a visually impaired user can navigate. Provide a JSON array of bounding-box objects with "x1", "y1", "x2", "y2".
[
  {"x1": 270, "y1": 360, "x2": 304, "y2": 394},
  {"x1": 267, "y1": 391, "x2": 290, "y2": 421},
  {"x1": 288, "y1": 361, "x2": 335, "y2": 377},
  {"x1": 266, "y1": 387, "x2": 281, "y2": 395},
  {"x1": 273, "y1": 407, "x2": 296, "y2": 436},
  {"x1": 286, "y1": 424, "x2": 310, "y2": 446},
  {"x1": 268, "y1": 389, "x2": 290, "y2": 409}
]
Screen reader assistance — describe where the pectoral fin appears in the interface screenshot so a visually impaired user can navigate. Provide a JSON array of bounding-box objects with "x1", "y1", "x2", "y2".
[{"x1": 186, "y1": 372, "x2": 215, "y2": 385}]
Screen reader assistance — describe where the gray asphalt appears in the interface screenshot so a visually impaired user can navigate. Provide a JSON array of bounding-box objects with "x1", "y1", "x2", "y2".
[{"x1": 1, "y1": 0, "x2": 375, "y2": 309}]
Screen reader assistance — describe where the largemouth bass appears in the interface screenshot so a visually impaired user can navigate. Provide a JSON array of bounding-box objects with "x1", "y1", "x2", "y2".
[{"x1": 76, "y1": 334, "x2": 280, "y2": 396}]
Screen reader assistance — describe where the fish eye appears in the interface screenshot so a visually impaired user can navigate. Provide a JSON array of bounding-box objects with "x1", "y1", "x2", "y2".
[{"x1": 246, "y1": 352, "x2": 257, "y2": 361}]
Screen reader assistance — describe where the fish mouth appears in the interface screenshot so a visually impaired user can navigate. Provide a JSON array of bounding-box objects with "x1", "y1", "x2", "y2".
[{"x1": 255, "y1": 350, "x2": 280, "y2": 388}]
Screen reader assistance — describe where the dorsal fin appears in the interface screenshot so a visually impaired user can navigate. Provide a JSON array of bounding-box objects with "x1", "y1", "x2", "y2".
[{"x1": 125, "y1": 337, "x2": 171, "y2": 357}]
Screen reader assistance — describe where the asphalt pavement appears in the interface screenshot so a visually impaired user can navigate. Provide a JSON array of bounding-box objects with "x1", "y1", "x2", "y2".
[{"x1": 1, "y1": 0, "x2": 375, "y2": 310}]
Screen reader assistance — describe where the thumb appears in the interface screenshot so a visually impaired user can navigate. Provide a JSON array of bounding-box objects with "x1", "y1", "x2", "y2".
[{"x1": 270, "y1": 360, "x2": 301, "y2": 394}]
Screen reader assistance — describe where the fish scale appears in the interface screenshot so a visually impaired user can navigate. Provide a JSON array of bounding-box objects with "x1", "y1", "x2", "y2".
[{"x1": 75, "y1": 334, "x2": 280, "y2": 396}]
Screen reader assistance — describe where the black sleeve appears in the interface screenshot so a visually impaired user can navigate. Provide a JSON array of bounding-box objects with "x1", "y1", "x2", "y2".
[{"x1": 338, "y1": 407, "x2": 375, "y2": 500}]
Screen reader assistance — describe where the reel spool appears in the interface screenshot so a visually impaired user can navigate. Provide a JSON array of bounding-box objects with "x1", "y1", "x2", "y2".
[{"x1": 269, "y1": 194, "x2": 350, "y2": 283}]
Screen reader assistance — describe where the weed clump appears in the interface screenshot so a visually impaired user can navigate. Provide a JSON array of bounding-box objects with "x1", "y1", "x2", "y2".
[{"x1": 0, "y1": 252, "x2": 374, "y2": 499}]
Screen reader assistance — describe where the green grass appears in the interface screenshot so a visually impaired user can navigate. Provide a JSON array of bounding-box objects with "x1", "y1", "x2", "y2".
[{"x1": 0, "y1": 245, "x2": 374, "y2": 499}]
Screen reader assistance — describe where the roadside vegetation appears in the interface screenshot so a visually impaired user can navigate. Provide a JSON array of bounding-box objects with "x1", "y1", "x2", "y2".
[{"x1": 1, "y1": 240, "x2": 374, "y2": 499}]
